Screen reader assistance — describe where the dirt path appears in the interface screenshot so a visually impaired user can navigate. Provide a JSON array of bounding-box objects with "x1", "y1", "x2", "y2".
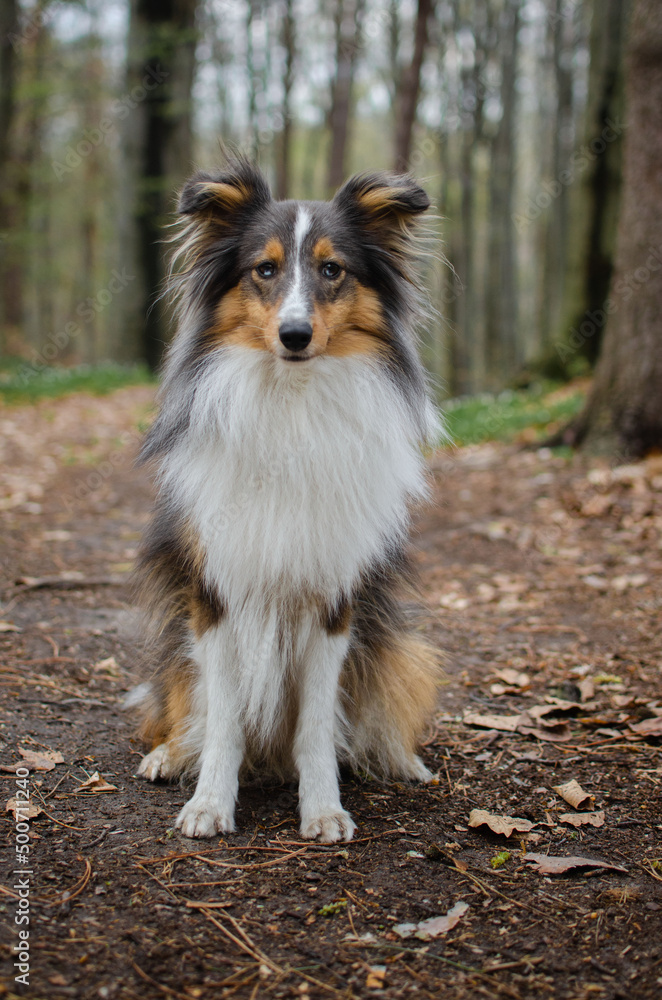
[{"x1": 1, "y1": 388, "x2": 661, "y2": 1000}]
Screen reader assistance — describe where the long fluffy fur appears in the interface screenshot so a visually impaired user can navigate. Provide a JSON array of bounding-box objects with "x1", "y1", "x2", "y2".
[{"x1": 130, "y1": 157, "x2": 442, "y2": 841}]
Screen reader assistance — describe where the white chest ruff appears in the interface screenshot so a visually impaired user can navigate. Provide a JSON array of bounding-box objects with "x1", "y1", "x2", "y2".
[{"x1": 162, "y1": 348, "x2": 430, "y2": 609}]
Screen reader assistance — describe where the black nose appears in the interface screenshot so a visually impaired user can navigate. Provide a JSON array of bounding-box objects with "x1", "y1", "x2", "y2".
[{"x1": 279, "y1": 322, "x2": 313, "y2": 352}]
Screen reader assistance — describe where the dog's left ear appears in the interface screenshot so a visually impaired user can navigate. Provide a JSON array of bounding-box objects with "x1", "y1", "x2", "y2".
[
  {"x1": 178, "y1": 158, "x2": 272, "y2": 223},
  {"x1": 334, "y1": 172, "x2": 430, "y2": 251}
]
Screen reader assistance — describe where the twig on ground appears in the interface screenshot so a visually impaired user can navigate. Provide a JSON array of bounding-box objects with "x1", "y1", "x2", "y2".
[{"x1": 42, "y1": 856, "x2": 92, "y2": 906}]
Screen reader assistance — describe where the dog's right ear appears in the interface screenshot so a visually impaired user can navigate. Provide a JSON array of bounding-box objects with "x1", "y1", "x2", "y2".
[{"x1": 178, "y1": 159, "x2": 272, "y2": 222}]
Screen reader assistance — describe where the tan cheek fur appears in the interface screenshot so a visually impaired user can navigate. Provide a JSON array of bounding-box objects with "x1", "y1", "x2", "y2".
[
  {"x1": 314, "y1": 284, "x2": 387, "y2": 358},
  {"x1": 208, "y1": 286, "x2": 280, "y2": 354}
]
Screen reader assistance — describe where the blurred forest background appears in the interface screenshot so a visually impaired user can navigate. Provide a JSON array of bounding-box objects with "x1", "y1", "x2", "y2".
[{"x1": 0, "y1": 0, "x2": 660, "y2": 456}]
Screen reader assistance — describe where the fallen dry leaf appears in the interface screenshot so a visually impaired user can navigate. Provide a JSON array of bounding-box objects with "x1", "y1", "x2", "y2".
[
  {"x1": 493, "y1": 668, "x2": 530, "y2": 688},
  {"x1": 5, "y1": 797, "x2": 44, "y2": 821},
  {"x1": 415, "y1": 901, "x2": 469, "y2": 939},
  {"x1": 578, "y1": 678, "x2": 595, "y2": 702},
  {"x1": 0, "y1": 748, "x2": 66, "y2": 772},
  {"x1": 463, "y1": 711, "x2": 524, "y2": 732},
  {"x1": 394, "y1": 901, "x2": 469, "y2": 940},
  {"x1": 93, "y1": 656, "x2": 121, "y2": 676},
  {"x1": 517, "y1": 724, "x2": 573, "y2": 742},
  {"x1": 365, "y1": 966, "x2": 386, "y2": 989},
  {"x1": 0, "y1": 621, "x2": 20, "y2": 632},
  {"x1": 628, "y1": 717, "x2": 662, "y2": 737},
  {"x1": 469, "y1": 809, "x2": 534, "y2": 837},
  {"x1": 611, "y1": 574, "x2": 648, "y2": 591},
  {"x1": 581, "y1": 494, "x2": 614, "y2": 517},
  {"x1": 76, "y1": 772, "x2": 118, "y2": 793},
  {"x1": 558, "y1": 811, "x2": 605, "y2": 829},
  {"x1": 612, "y1": 694, "x2": 634, "y2": 709},
  {"x1": 552, "y1": 779, "x2": 595, "y2": 810},
  {"x1": 523, "y1": 853, "x2": 627, "y2": 875}
]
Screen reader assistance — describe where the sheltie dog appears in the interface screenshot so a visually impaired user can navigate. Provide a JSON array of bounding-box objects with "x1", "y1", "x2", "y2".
[{"x1": 130, "y1": 156, "x2": 441, "y2": 843}]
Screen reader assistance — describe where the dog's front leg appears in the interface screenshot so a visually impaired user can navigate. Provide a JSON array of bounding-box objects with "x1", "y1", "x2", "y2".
[
  {"x1": 176, "y1": 621, "x2": 244, "y2": 838},
  {"x1": 295, "y1": 626, "x2": 356, "y2": 843}
]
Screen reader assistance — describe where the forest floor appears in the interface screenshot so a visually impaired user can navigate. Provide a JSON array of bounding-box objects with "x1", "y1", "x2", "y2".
[{"x1": 0, "y1": 385, "x2": 661, "y2": 1000}]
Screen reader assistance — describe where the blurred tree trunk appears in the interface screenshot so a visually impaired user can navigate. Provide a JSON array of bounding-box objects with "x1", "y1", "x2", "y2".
[
  {"x1": 568, "y1": 0, "x2": 662, "y2": 457},
  {"x1": 275, "y1": 0, "x2": 295, "y2": 199},
  {"x1": 536, "y1": 0, "x2": 575, "y2": 359},
  {"x1": 80, "y1": 46, "x2": 104, "y2": 363},
  {"x1": 1, "y1": 1, "x2": 48, "y2": 356},
  {"x1": 387, "y1": 0, "x2": 401, "y2": 111},
  {"x1": 564, "y1": 0, "x2": 629, "y2": 368},
  {"x1": 120, "y1": 0, "x2": 198, "y2": 369},
  {"x1": 484, "y1": 0, "x2": 521, "y2": 387},
  {"x1": 327, "y1": 0, "x2": 365, "y2": 192},
  {"x1": 245, "y1": 0, "x2": 258, "y2": 160},
  {"x1": 448, "y1": 0, "x2": 488, "y2": 396},
  {"x1": 393, "y1": 0, "x2": 435, "y2": 172},
  {"x1": 0, "y1": 0, "x2": 21, "y2": 351}
]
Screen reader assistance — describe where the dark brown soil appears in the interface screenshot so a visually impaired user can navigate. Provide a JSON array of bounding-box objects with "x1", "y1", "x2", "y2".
[{"x1": 1, "y1": 388, "x2": 661, "y2": 1000}]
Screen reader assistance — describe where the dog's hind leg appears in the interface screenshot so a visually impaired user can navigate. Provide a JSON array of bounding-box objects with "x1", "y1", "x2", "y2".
[
  {"x1": 175, "y1": 620, "x2": 244, "y2": 838},
  {"x1": 295, "y1": 622, "x2": 356, "y2": 844},
  {"x1": 137, "y1": 743, "x2": 174, "y2": 781}
]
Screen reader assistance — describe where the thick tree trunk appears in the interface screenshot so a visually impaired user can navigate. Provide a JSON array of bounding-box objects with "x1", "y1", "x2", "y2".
[
  {"x1": 564, "y1": 0, "x2": 629, "y2": 368},
  {"x1": 570, "y1": 0, "x2": 662, "y2": 457},
  {"x1": 327, "y1": 0, "x2": 365, "y2": 193},
  {"x1": 120, "y1": 0, "x2": 198, "y2": 369},
  {"x1": 393, "y1": 0, "x2": 434, "y2": 172}
]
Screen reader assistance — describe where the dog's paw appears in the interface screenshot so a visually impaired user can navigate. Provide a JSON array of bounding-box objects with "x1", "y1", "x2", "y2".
[
  {"x1": 137, "y1": 744, "x2": 173, "y2": 782},
  {"x1": 300, "y1": 810, "x2": 356, "y2": 844},
  {"x1": 405, "y1": 755, "x2": 434, "y2": 783},
  {"x1": 175, "y1": 796, "x2": 235, "y2": 838}
]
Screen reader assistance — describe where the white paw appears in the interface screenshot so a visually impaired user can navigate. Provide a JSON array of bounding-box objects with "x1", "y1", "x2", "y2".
[
  {"x1": 300, "y1": 810, "x2": 356, "y2": 843},
  {"x1": 137, "y1": 744, "x2": 173, "y2": 781},
  {"x1": 405, "y1": 755, "x2": 434, "y2": 783},
  {"x1": 175, "y1": 795, "x2": 235, "y2": 838}
]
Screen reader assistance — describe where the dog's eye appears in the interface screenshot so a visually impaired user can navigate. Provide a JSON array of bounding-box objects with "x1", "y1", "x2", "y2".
[
  {"x1": 321, "y1": 261, "x2": 341, "y2": 279},
  {"x1": 256, "y1": 261, "x2": 277, "y2": 278}
]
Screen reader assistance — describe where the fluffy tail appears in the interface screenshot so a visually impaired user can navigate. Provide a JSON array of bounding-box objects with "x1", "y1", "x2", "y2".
[{"x1": 340, "y1": 630, "x2": 441, "y2": 778}]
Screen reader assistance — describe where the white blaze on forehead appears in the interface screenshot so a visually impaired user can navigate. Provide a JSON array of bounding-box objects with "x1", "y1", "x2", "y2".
[{"x1": 278, "y1": 207, "x2": 312, "y2": 325}]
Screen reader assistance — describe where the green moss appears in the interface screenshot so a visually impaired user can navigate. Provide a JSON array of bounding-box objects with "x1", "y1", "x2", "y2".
[
  {"x1": 0, "y1": 360, "x2": 155, "y2": 405},
  {"x1": 318, "y1": 899, "x2": 347, "y2": 917},
  {"x1": 442, "y1": 380, "x2": 586, "y2": 447}
]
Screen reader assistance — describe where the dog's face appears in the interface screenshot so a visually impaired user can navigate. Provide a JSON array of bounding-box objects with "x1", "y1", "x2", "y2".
[{"x1": 177, "y1": 161, "x2": 430, "y2": 365}]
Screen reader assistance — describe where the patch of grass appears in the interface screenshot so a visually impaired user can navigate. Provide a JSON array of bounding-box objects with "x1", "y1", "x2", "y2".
[
  {"x1": 0, "y1": 360, "x2": 156, "y2": 404},
  {"x1": 442, "y1": 380, "x2": 587, "y2": 448}
]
